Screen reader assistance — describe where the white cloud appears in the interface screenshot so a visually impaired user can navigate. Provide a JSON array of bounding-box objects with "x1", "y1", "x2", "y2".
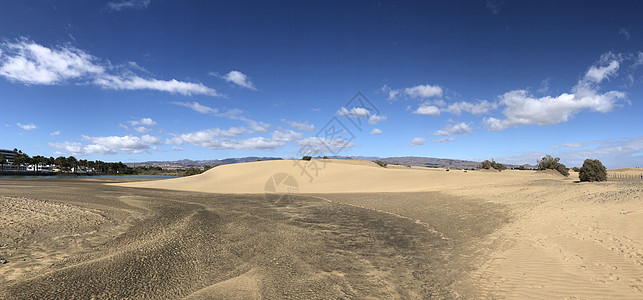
[
  {"x1": 584, "y1": 60, "x2": 619, "y2": 84},
  {"x1": 413, "y1": 104, "x2": 440, "y2": 116},
  {"x1": 50, "y1": 130, "x2": 61, "y2": 136},
  {"x1": 16, "y1": 123, "x2": 37, "y2": 130},
  {"x1": 368, "y1": 114, "x2": 387, "y2": 125},
  {"x1": 0, "y1": 38, "x2": 221, "y2": 96},
  {"x1": 443, "y1": 100, "x2": 496, "y2": 115},
  {"x1": 222, "y1": 70, "x2": 256, "y2": 90},
  {"x1": 409, "y1": 137, "x2": 426, "y2": 146},
  {"x1": 380, "y1": 85, "x2": 400, "y2": 100},
  {"x1": 404, "y1": 84, "x2": 443, "y2": 99},
  {"x1": 337, "y1": 106, "x2": 371, "y2": 118},
  {"x1": 179, "y1": 126, "x2": 297, "y2": 151},
  {"x1": 94, "y1": 74, "x2": 221, "y2": 96},
  {"x1": 50, "y1": 134, "x2": 163, "y2": 156},
  {"x1": 171, "y1": 146, "x2": 184, "y2": 151},
  {"x1": 370, "y1": 128, "x2": 382, "y2": 135},
  {"x1": 134, "y1": 126, "x2": 150, "y2": 133},
  {"x1": 107, "y1": 0, "x2": 150, "y2": 11},
  {"x1": 282, "y1": 119, "x2": 315, "y2": 132},
  {"x1": 84, "y1": 134, "x2": 161, "y2": 154},
  {"x1": 432, "y1": 122, "x2": 472, "y2": 142},
  {"x1": 128, "y1": 117, "x2": 157, "y2": 127},
  {"x1": 383, "y1": 84, "x2": 442, "y2": 100},
  {"x1": 484, "y1": 88, "x2": 625, "y2": 131},
  {"x1": 165, "y1": 137, "x2": 184, "y2": 145},
  {"x1": 434, "y1": 122, "x2": 473, "y2": 136},
  {"x1": 0, "y1": 40, "x2": 104, "y2": 85},
  {"x1": 484, "y1": 55, "x2": 626, "y2": 131}
]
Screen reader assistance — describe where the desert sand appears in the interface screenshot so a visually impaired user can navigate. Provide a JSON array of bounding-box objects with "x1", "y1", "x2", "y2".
[{"x1": 1, "y1": 160, "x2": 642, "y2": 298}]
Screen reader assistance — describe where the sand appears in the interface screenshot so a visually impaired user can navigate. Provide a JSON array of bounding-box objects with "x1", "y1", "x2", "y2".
[
  {"x1": 1, "y1": 161, "x2": 642, "y2": 298},
  {"x1": 114, "y1": 159, "x2": 531, "y2": 193}
]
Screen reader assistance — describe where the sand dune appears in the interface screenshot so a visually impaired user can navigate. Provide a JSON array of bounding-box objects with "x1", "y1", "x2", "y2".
[{"x1": 115, "y1": 159, "x2": 536, "y2": 194}]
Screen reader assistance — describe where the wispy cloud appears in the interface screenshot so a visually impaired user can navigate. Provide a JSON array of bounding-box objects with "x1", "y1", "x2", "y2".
[
  {"x1": 297, "y1": 137, "x2": 354, "y2": 153},
  {"x1": 370, "y1": 128, "x2": 382, "y2": 135},
  {"x1": 619, "y1": 27, "x2": 631, "y2": 40},
  {"x1": 172, "y1": 101, "x2": 269, "y2": 132},
  {"x1": 50, "y1": 130, "x2": 61, "y2": 136},
  {"x1": 282, "y1": 119, "x2": 315, "y2": 132},
  {"x1": 0, "y1": 38, "x2": 221, "y2": 97},
  {"x1": 16, "y1": 123, "x2": 37, "y2": 130},
  {"x1": 107, "y1": 0, "x2": 151, "y2": 11},
  {"x1": 443, "y1": 100, "x2": 496, "y2": 115},
  {"x1": 485, "y1": 0, "x2": 504, "y2": 14}
]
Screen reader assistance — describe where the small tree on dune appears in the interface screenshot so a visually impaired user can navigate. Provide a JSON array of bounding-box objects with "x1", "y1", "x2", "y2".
[
  {"x1": 537, "y1": 155, "x2": 569, "y2": 177},
  {"x1": 579, "y1": 159, "x2": 607, "y2": 182}
]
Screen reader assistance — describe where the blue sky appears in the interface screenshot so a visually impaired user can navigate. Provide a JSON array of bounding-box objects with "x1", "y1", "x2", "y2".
[{"x1": 1, "y1": 0, "x2": 642, "y2": 168}]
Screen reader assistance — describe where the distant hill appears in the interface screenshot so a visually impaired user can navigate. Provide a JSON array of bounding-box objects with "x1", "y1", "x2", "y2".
[{"x1": 127, "y1": 157, "x2": 283, "y2": 169}]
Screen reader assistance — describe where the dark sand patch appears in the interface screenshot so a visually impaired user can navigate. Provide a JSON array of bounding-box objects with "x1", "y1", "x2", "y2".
[{"x1": 0, "y1": 179, "x2": 509, "y2": 299}]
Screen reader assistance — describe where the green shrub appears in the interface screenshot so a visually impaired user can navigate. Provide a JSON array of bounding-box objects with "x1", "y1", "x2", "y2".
[
  {"x1": 322, "y1": 156, "x2": 329, "y2": 159},
  {"x1": 302, "y1": 156, "x2": 312, "y2": 161},
  {"x1": 579, "y1": 159, "x2": 607, "y2": 182},
  {"x1": 572, "y1": 166, "x2": 580, "y2": 172},
  {"x1": 479, "y1": 160, "x2": 492, "y2": 170},
  {"x1": 373, "y1": 160, "x2": 387, "y2": 168},
  {"x1": 537, "y1": 155, "x2": 569, "y2": 177},
  {"x1": 478, "y1": 159, "x2": 506, "y2": 172},
  {"x1": 555, "y1": 164, "x2": 570, "y2": 177}
]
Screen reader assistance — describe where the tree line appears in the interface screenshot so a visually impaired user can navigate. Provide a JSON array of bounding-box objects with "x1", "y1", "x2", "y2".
[
  {"x1": 0, "y1": 149, "x2": 214, "y2": 176},
  {"x1": 0, "y1": 149, "x2": 135, "y2": 174}
]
